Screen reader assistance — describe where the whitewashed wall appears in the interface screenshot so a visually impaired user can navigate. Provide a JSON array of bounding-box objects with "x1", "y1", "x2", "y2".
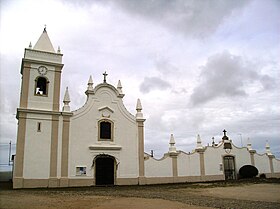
[
  {"x1": 177, "y1": 152, "x2": 200, "y2": 176},
  {"x1": 273, "y1": 158, "x2": 280, "y2": 173},
  {"x1": 230, "y1": 146, "x2": 251, "y2": 172},
  {"x1": 69, "y1": 85, "x2": 139, "y2": 179},
  {"x1": 204, "y1": 146, "x2": 224, "y2": 176},
  {"x1": 23, "y1": 113, "x2": 52, "y2": 178},
  {"x1": 145, "y1": 155, "x2": 172, "y2": 177},
  {"x1": 254, "y1": 153, "x2": 270, "y2": 174}
]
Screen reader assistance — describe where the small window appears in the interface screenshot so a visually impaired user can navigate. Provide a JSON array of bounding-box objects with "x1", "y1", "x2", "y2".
[
  {"x1": 37, "y1": 122, "x2": 41, "y2": 132},
  {"x1": 76, "y1": 166, "x2": 86, "y2": 176},
  {"x1": 99, "y1": 121, "x2": 113, "y2": 141},
  {"x1": 35, "y1": 77, "x2": 48, "y2": 95}
]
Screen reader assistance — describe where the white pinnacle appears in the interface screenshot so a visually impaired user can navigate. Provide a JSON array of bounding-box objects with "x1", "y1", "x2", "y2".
[
  {"x1": 63, "y1": 87, "x2": 70, "y2": 103},
  {"x1": 136, "y1": 98, "x2": 143, "y2": 119},
  {"x1": 87, "y1": 75, "x2": 94, "y2": 90},
  {"x1": 63, "y1": 87, "x2": 71, "y2": 112},
  {"x1": 196, "y1": 134, "x2": 203, "y2": 149},
  {"x1": 169, "y1": 134, "x2": 177, "y2": 153},
  {"x1": 169, "y1": 134, "x2": 175, "y2": 145},
  {"x1": 247, "y1": 137, "x2": 252, "y2": 150},
  {"x1": 265, "y1": 141, "x2": 272, "y2": 156},
  {"x1": 136, "y1": 98, "x2": 142, "y2": 111},
  {"x1": 117, "y1": 80, "x2": 123, "y2": 94}
]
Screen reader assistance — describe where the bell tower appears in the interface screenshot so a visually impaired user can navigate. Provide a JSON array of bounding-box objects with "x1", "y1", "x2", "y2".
[
  {"x1": 14, "y1": 28, "x2": 64, "y2": 188},
  {"x1": 19, "y1": 27, "x2": 63, "y2": 111}
]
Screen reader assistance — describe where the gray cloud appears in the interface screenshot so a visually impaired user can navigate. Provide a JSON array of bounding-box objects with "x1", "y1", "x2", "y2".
[
  {"x1": 140, "y1": 77, "x2": 171, "y2": 93},
  {"x1": 1, "y1": 0, "x2": 279, "y2": 161},
  {"x1": 260, "y1": 75, "x2": 276, "y2": 90},
  {"x1": 190, "y1": 51, "x2": 275, "y2": 106},
  {"x1": 155, "y1": 58, "x2": 179, "y2": 75},
  {"x1": 109, "y1": 0, "x2": 250, "y2": 38}
]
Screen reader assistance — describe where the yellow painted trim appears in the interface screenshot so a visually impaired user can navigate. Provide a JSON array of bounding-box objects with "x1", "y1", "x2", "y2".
[
  {"x1": 61, "y1": 115, "x2": 70, "y2": 177},
  {"x1": 22, "y1": 58, "x2": 64, "y2": 68},
  {"x1": 19, "y1": 63, "x2": 31, "y2": 108},
  {"x1": 172, "y1": 157, "x2": 178, "y2": 177},
  {"x1": 137, "y1": 121, "x2": 145, "y2": 177},
  {"x1": 52, "y1": 66, "x2": 62, "y2": 111},
  {"x1": 17, "y1": 108, "x2": 73, "y2": 117},
  {"x1": 199, "y1": 152, "x2": 205, "y2": 176},
  {"x1": 14, "y1": 112, "x2": 27, "y2": 179},
  {"x1": 250, "y1": 152, "x2": 255, "y2": 166},
  {"x1": 269, "y1": 156, "x2": 274, "y2": 174},
  {"x1": 49, "y1": 115, "x2": 59, "y2": 180},
  {"x1": 116, "y1": 178, "x2": 139, "y2": 185}
]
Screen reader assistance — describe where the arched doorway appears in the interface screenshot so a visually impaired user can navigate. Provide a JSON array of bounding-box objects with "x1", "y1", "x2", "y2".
[
  {"x1": 95, "y1": 155, "x2": 115, "y2": 185},
  {"x1": 223, "y1": 156, "x2": 236, "y2": 180}
]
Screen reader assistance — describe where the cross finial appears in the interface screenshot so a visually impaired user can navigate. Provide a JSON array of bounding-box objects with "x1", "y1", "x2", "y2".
[
  {"x1": 44, "y1": 24, "x2": 47, "y2": 32},
  {"x1": 223, "y1": 129, "x2": 227, "y2": 136},
  {"x1": 103, "y1": 71, "x2": 108, "y2": 83}
]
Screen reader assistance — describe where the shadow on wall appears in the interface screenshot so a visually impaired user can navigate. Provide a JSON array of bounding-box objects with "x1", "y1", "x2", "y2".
[{"x1": 0, "y1": 171, "x2": 12, "y2": 182}]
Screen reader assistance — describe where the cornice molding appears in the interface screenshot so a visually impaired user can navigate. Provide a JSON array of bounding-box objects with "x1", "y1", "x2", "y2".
[{"x1": 17, "y1": 108, "x2": 73, "y2": 119}]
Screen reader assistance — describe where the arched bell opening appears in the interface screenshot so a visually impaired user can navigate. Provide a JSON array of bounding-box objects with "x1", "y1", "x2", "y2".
[{"x1": 35, "y1": 76, "x2": 49, "y2": 95}]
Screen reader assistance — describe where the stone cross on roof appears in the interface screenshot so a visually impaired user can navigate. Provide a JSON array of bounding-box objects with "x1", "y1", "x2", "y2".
[
  {"x1": 223, "y1": 129, "x2": 227, "y2": 136},
  {"x1": 103, "y1": 71, "x2": 108, "y2": 83}
]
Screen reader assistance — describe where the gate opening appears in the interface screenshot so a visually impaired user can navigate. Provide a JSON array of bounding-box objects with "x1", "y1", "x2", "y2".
[{"x1": 223, "y1": 156, "x2": 236, "y2": 180}]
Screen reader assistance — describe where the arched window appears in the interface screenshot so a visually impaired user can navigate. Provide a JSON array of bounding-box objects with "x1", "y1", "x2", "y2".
[
  {"x1": 99, "y1": 120, "x2": 113, "y2": 141},
  {"x1": 35, "y1": 77, "x2": 48, "y2": 95}
]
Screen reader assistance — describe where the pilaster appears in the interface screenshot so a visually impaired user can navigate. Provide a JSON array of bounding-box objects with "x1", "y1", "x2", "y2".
[
  {"x1": 196, "y1": 149, "x2": 205, "y2": 176},
  {"x1": 49, "y1": 115, "x2": 59, "y2": 187},
  {"x1": 52, "y1": 66, "x2": 62, "y2": 111},
  {"x1": 268, "y1": 155, "x2": 275, "y2": 174},
  {"x1": 19, "y1": 62, "x2": 31, "y2": 108},
  {"x1": 170, "y1": 153, "x2": 178, "y2": 177},
  {"x1": 13, "y1": 112, "x2": 27, "y2": 188},
  {"x1": 249, "y1": 150, "x2": 256, "y2": 166},
  {"x1": 60, "y1": 113, "x2": 72, "y2": 187},
  {"x1": 137, "y1": 119, "x2": 145, "y2": 180}
]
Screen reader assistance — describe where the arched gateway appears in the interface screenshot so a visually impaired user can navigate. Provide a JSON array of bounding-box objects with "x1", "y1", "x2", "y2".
[
  {"x1": 223, "y1": 156, "x2": 236, "y2": 180},
  {"x1": 95, "y1": 155, "x2": 115, "y2": 185}
]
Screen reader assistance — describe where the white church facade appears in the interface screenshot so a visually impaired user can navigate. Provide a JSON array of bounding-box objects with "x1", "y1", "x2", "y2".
[{"x1": 13, "y1": 29, "x2": 280, "y2": 188}]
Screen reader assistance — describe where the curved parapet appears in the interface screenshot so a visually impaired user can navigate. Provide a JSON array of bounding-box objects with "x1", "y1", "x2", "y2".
[{"x1": 72, "y1": 80, "x2": 135, "y2": 123}]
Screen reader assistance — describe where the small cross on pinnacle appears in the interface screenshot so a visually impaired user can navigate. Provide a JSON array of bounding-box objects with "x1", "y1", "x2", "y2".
[
  {"x1": 223, "y1": 129, "x2": 227, "y2": 136},
  {"x1": 44, "y1": 24, "x2": 47, "y2": 32},
  {"x1": 103, "y1": 71, "x2": 108, "y2": 83}
]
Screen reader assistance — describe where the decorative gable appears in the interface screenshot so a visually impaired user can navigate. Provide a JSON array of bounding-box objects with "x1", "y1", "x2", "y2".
[{"x1": 98, "y1": 106, "x2": 114, "y2": 118}]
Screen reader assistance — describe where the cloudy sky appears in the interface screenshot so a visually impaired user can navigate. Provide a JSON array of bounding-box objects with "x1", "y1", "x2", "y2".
[{"x1": 0, "y1": 0, "x2": 279, "y2": 160}]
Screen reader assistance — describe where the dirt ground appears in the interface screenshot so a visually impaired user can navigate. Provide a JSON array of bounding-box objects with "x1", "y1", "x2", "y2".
[{"x1": 1, "y1": 179, "x2": 280, "y2": 209}]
